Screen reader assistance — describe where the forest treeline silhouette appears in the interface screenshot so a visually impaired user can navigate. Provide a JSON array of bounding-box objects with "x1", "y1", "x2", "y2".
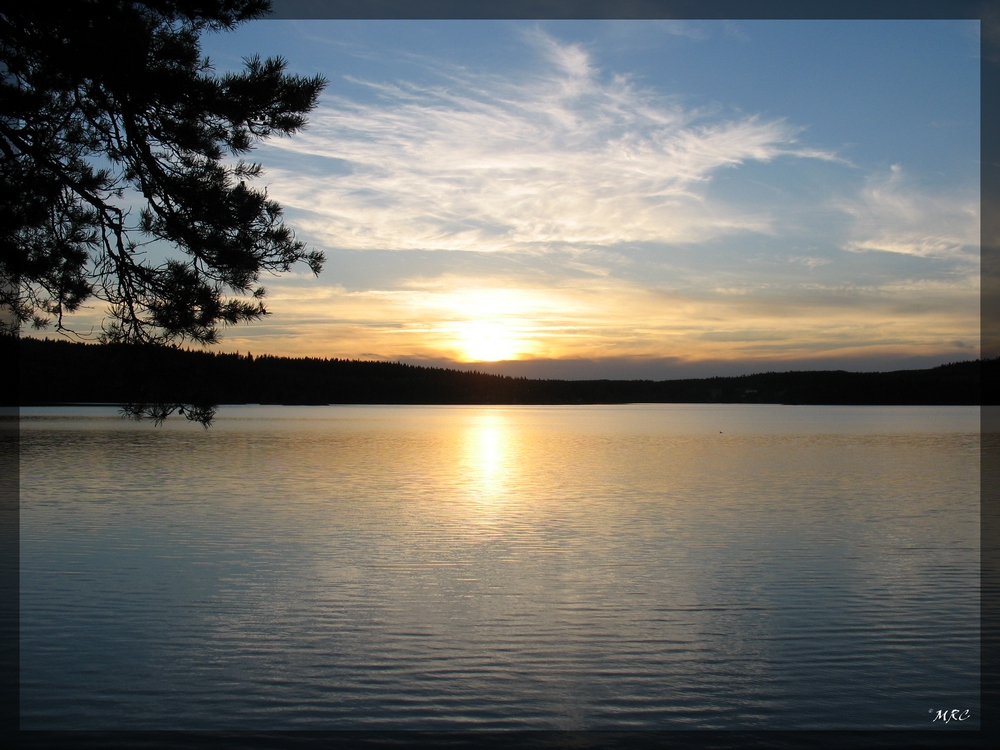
[{"x1": 14, "y1": 336, "x2": 987, "y2": 426}]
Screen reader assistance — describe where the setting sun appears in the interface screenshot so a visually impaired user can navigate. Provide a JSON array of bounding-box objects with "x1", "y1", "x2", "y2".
[
  {"x1": 453, "y1": 320, "x2": 528, "y2": 362},
  {"x1": 424, "y1": 288, "x2": 555, "y2": 362}
]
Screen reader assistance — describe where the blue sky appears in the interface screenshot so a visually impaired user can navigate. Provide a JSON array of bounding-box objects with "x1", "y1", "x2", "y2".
[{"x1": 183, "y1": 19, "x2": 980, "y2": 377}]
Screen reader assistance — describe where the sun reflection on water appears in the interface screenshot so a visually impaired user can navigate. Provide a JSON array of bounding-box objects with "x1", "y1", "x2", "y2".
[{"x1": 466, "y1": 411, "x2": 510, "y2": 502}]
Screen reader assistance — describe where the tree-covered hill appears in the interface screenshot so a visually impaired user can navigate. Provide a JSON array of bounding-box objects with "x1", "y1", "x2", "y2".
[{"x1": 12, "y1": 336, "x2": 988, "y2": 407}]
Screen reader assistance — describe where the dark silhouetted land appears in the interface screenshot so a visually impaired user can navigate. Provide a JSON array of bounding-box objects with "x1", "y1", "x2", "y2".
[{"x1": 11, "y1": 336, "x2": 990, "y2": 407}]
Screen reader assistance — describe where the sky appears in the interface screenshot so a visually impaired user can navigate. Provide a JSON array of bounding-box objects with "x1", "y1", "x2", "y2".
[{"x1": 85, "y1": 19, "x2": 987, "y2": 378}]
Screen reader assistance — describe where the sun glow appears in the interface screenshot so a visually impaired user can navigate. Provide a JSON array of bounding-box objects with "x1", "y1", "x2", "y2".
[
  {"x1": 428, "y1": 287, "x2": 554, "y2": 363},
  {"x1": 453, "y1": 320, "x2": 528, "y2": 362}
]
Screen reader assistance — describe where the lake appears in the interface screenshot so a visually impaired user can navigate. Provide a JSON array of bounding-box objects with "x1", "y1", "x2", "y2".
[{"x1": 18, "y1": 404, "x2": 980, "y2": 730}]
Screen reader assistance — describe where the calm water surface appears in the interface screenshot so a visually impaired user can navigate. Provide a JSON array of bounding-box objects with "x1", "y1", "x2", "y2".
[{"x1": 19, "y1": 404, "x2": 980, "y2": 729}]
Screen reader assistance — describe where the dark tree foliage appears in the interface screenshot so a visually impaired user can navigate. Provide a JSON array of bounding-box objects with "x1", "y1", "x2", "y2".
[
  {"x1": 16, "y1": 337, "x2": 988, "y2": 409},
  {"x1": 0, "y1": 0, "x2": 326, "y2": 351}
]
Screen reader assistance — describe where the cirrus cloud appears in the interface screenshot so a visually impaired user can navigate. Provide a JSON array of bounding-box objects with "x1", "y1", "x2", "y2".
[
  {"x1": 839, "y1": 164, "x2": 979, "y2": 260},
  {"x1": 261, "y1": 30, "x2": 840, "y2": 254}
]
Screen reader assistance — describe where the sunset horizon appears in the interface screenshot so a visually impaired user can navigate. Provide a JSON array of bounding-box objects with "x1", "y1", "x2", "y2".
[{"x1": 35, "y1": 18, "x2": 981, "y2": 380}]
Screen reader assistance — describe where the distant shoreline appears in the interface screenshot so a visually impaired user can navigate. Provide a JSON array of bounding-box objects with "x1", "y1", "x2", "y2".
[{"x1": 12, "y1": 336, "x2": 987, "y2": 407}]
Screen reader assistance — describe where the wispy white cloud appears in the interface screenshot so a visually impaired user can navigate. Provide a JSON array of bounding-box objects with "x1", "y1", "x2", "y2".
[
  {"x1": 262, "y1": 30, "x2": 838, "y2": 254},
  {"x1": 839, "y1": 164, "x2": 979, "y2": 260},
  {"x1": 787, "y1": 255, "x2": 833, "y2": 269}
]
